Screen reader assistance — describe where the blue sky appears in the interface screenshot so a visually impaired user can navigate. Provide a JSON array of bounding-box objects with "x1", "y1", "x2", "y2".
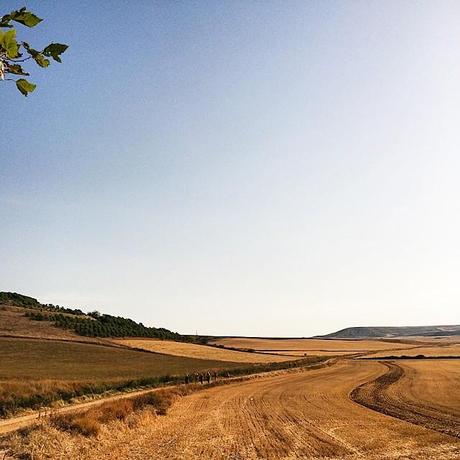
[{"x1": 1, "y1": 1, "x2": 459, "y2": 336}]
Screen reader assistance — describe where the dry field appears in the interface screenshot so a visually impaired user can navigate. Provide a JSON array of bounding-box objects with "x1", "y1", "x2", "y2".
[
  {"x1": 352, "y1": 360, "x2": 460, "y2": 439},
  {"x1": 4, "y1": 359, "x2": 459, "y2": 459},
  {"x1": 0, "y1": 338, "x2": 242, "y2": 382},
  {"x1": 259, "y1": 350, "x2": 362, "y2": 357},
  {"x1": 0, "y1": 337, "x2": 242, "y2": 416},
  {"x1": 114, "y1": 339, "x2": 294, "y2": 363},
  {"x1": 368, "y1": 343, "x2": 460, "y2": 358},
  {"x1": 0, "y1": 305, "x2": 81, "y2": 341},
  {"x1": 210, "y1": 337, "x2": 422, "y2": 355}
]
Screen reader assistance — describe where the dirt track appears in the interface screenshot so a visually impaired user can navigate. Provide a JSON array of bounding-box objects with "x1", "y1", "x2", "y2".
[
  {"x1": 352, "y1": 360, "x2": 460, "y2": 439},
  {"x1": 3, "y1": 360, "x2": 459, "y2": 459},
  {"x1": 70, "y1": 360, "x2": 458, "y2": 459}
]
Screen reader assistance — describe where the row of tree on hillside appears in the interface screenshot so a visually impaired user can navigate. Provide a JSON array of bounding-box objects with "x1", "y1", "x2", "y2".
[
  {"x1": 24, "y1": 311, "x2": 184, "y2": 341},
  {"x1": 3, "y1": 291, "x2": 199, "y2": 342}
]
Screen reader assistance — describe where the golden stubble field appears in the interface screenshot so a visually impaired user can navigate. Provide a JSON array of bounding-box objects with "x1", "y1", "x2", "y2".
[
  {"x1": 368, "y1": 343, "x2": 460, "y2": 358},
  {"x1": 5, "y1": 359, "x2": 459, "y2": 459},
  {"x1": 113, "y1": 339, "x2": 294, "y2": 363},
  {"x1": 209, "y1": 337, "x2": 427, "y2": 356}
]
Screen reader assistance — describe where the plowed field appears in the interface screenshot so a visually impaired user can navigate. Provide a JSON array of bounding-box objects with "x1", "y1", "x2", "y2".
[{"x1": 352, "y1": 360, "x2": 460, "y2": 439}]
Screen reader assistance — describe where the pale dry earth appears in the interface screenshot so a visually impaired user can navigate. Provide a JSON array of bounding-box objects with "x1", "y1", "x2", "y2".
[
  {"x1": 7, "y1": 359, "x2": 458, "y2": 459},
  {"x1": 113, "y1": 339, "x2": 293, "y2": 363}
]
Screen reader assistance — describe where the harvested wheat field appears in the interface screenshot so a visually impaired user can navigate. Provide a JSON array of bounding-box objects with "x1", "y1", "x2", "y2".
[
  {"x1": 367, "y1": 343, "x2": 460, "y2": 358},
  {"x1": 259, "y1": 350, "x2": 361, "y2": 357},
  {"x1": 5, "y1": 359, "x2": 459, "y2": 459},
  {"x1": 210, "y1": 337, "x2": 421, "y2": 355},
  {"x1": 113, "y1": 339, "x2": 293, "y2": 363},
  {"x1": 352, "y1": 359, "x2": 460, "y2": 438}
]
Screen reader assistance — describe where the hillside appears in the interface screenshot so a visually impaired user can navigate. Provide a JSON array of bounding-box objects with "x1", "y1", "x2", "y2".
[
  {"x1": 319, "y1": 325, "x2": 460, "y2": 339},
  {"x1": 0, "y1": 292, "x2": 186, "y2": 342}
]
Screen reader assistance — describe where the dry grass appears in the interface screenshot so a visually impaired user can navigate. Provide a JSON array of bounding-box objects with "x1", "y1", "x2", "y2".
[
  {"x1": 51, "y1": 387, "x2": 193, "y2": 436},
  {"x1": 260, "y1": 349, "x2": 359, "y2": 357},
  {"x1": 0, "y1": 337, "x2": 241, "y2": 382},
  {"x1": 0, "y1": 337, "x2": 242, "y2": 416},
  {"x1": 114, "y1": 338, "x2": 294, "y2": 363},
  {"x1": 368, "y1": 344, "x2": 460, "y2": 358},
  {"x1": 3, "y1": 360, "x2": 459, "y2": 459},
  {"x1": 0, "y1": 305, "x2": 82, "y2": 341},
  {"x1": 210, "y1": 337, "x2": 423, "y2": 354}
]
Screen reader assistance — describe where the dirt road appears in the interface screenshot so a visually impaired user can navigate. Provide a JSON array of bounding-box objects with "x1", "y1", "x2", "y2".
[
  {"x1": 3, "y1": 360, "x2": 459, "y2": 459},
  {"x1": 0, "y1": 361, "x2": 329, "y2": 437},
  {"x1": 79, "y1": 360, "x2": 459, "y2": 459},
  {"x1": 0, "y1": 385, "x2": 172, "y2": 436}
]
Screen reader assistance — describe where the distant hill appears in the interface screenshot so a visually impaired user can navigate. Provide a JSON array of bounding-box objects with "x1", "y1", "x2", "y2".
[
  {"x1": 319, "y1": 325, "x2": 460, "y2": 339},
  {"x1": 0, "y1": 291, "x2": 190, "y2": 342}
]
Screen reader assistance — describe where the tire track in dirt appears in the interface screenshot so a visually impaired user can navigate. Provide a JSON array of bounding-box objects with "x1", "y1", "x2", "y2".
[
  {"x1": 350, "y1": 361, "x2": 460, "y2": 439},
  {"x1": 4, "y1": 360, "x2": 459, "y2": 459},
  {"x1": 82, "y1": 360, "x2": 457, "y2": 459}
]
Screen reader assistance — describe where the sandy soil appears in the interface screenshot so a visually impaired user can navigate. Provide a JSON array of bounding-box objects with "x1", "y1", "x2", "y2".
[{"x1": 114, "y1": 339, "x2": 294, "y2": 363}]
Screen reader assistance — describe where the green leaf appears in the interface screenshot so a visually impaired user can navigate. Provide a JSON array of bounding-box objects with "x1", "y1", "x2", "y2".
[
  {"x1": 33, "y1": 53, "x2": 50, "y2": 68},
  {"x1": 10, "y1": 10, "x2": 42, "y2": 28},
  {"x1": 6, "y1": 63, "x2": 29, "y2": 76},
  {"x1": 43, "y1": 43, "x2": 68, "y2": 63},
  {"x1": 0, "y1": 29, "x2": 19, "y2": 58},
  {"x1": 16, "y1": 78, "x2": 36, "y2": 97}
]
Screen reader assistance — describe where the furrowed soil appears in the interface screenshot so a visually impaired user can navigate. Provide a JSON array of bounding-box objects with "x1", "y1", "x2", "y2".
[
  {"x1": 114, "y1": 339, "x2": 294, "y2": 363},
  {"x1": 5, "y1": 360, "x2": 458, "y2": 459},
  {"x1": 351, "y1": 360, "x2": 460, "y2": 439}
]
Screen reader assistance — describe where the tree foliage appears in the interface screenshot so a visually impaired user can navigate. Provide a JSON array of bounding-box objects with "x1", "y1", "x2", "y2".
[{"x1": 0, "y1": 7, "x2": 68, "y2": 96}]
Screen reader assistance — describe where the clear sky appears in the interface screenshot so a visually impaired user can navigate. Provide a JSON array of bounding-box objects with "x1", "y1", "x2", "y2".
[{"x1": 1, "y1": 1, "x2": 459, "y2": 336}]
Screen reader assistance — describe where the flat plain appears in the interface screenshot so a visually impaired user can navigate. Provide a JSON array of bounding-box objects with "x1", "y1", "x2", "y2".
[
  {"x1": 367, "y1": 343, "x2": 460, "y2": 358},
  {"x1": 113, "y1": 338, "x2": 294, "y2": 363},
  {"x1": 210, "y1": 337, "x2": 423, "y2": 355}
]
